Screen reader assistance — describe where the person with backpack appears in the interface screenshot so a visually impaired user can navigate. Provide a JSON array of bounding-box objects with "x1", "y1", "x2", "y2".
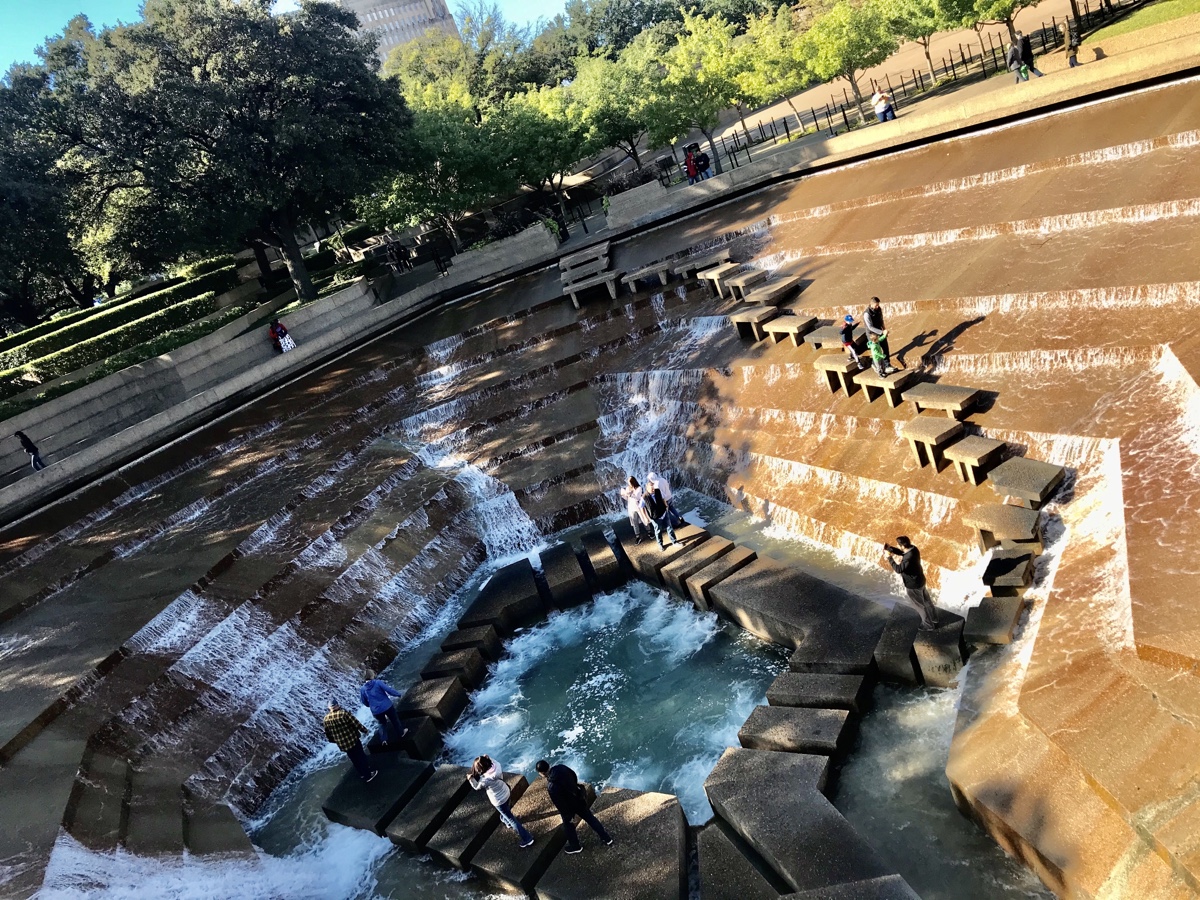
[
  {"x1": 536, "y1": 759, "x2": 614, "y2": 854},
  {"x1": 695, "y1": 149, "x2": 712, "y2": 179},
  {"x1": 1060, "y1": 21, "x2": 1081, "y2": 67},
  {"x1": 644, "y1": 481, "x2": 678, "y2": 550},
  {"x1": 468, "y1": 755, "x2": 534, "y2": 848}
]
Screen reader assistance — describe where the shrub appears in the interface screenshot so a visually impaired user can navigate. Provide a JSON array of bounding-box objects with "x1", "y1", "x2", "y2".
[
  {"x1": 0, "y1": 267, "x2": 239, "y2": 369},
  {"x1": 0, "y1": 291, "x2": 230, "y2": 397},
  {"x1": 599, "y1": 166, "x2": 658, "y2": 198},
  {"x1": 330, "y1": 222, "x2": 381, "y2": 249},
  {"x1": 302, "y1": 248, "x2": 338, "y2": 272},
  {"x1": 176, "y1": 254, "x2": 238, "y2": 280}
]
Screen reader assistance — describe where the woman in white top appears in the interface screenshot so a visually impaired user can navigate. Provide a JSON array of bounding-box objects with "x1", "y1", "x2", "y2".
[
  {"x1": 619, "y1": 476, "x2": 652, "y2": 540},
  {"x1": 468, "y1": 755, "x2": 534, "y2": 847}
]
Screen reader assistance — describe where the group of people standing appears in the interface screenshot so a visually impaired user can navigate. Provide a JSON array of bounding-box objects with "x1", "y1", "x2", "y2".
[
  {"x1": 841, "y1": 296, "x2": 903, "y2": 377},
  {"x1": 684, "y1": 146, "x2": 713, "y2": 185},
  {"x1": 620, "y1": 471, "x2": 684, "y2": 550}
]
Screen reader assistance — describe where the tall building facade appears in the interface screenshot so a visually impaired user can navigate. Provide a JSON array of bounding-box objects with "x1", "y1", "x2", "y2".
[{"x1": 340, "y1": 0, "x2": 460, "y2": 63}]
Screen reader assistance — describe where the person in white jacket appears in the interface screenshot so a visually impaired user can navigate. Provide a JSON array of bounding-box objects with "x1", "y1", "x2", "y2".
[
  {"x1": 647, "y1": 472, "x2": 684, "y2": 527},
  {"x1": 619, "y1": 476, "x2": 652, "y2": 541},
  {"x1": 468, "y1": 755, "x2": 534, "y2": 847}
]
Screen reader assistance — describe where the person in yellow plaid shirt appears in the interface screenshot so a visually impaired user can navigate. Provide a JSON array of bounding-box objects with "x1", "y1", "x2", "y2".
[{"x1": 323, "y1": 701, "x2": 377, "y2": 782}]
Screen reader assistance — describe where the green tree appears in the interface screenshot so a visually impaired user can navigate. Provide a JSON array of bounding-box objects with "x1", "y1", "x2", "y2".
[
  {"x1": 800, "y1": 0, "x2": 898, "y2": 122},
  {"x1": 735, "y1": 7, "x2": 812, "y2": 124},
  {"x1": 886, "y1": 0, "x2": 975, "y2": 80},
  {"x1": 972, "y1": 0, "x2": 1046, "y2": 41},
  {"x1": 568, "y1": 53, "x2": 655, "y2": 169},
  {"x1": 45, "y1": 0, "x2": 412, "y2": 303}
]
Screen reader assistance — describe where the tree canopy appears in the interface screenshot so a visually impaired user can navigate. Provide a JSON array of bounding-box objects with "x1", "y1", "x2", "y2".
[{"x1": 801, "y1": 0, "x2": 899, "y2": 117}]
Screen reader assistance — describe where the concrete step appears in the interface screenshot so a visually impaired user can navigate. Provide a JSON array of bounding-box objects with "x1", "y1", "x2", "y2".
[
  {"x1": 738, "y1": 705, "x2": 853, "y2": 756},
  {"x1": 426, "y1": 772, "x2": 527, "y2": 870},
  {"x1": 124, "y1": 764, "x2": 185, "y2": 856},
  {"x1": 62, "y1": 750, "x2": 130, "y2": 851},
  {"x1": 182, "y1": 794, "x2": 256, "y2": 857},
  {"x1": 698, "y1": 821, "x2": 781, "y2": 900}
]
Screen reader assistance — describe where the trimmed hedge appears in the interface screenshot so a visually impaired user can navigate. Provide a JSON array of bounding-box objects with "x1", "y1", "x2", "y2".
[
  {"x1": 302, "y1": 248, "x2": 338, "y2": 272},
  {"x1": 333, "y1": 222, "x2": 382, "y2": 248},
  {"x1": 0, "y1": 291, "x2": 227, "y2": 398},
  {"x1": 0, "y1": 267, "x2": 239, "y2": 370},
  {"x1": 177, "y1": 255, "x2": 237, "y2": 280},
  {"x1": 0, "y1": 303, "x2": 251, "y2": 420}
]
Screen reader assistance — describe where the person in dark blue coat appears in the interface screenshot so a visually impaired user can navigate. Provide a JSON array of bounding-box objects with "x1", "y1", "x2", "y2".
[
  {"x1": 359, "y1": 670, "x2": 407, "y2": 747},
  {"x1": 535, "y1": 759, "x2": 614, "y2": 854}
]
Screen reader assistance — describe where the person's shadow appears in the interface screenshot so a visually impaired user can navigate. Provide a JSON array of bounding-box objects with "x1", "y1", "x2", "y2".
[
  {"x1": 896, "y1": 329, "x2": 937, "y2": 368},
  {"x1": 919, "y1": 316, "x2": 986, "y2": 370}
]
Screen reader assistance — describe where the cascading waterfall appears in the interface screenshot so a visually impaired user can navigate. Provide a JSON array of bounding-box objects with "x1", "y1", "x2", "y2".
[{"x1": 454, "y1": 466, "x2": 545, "y2": 564}]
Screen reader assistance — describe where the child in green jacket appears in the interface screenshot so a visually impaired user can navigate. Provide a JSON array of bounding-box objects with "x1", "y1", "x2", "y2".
[{"x1": 867, "y1": 331, "x2": 897, "y2": 377}]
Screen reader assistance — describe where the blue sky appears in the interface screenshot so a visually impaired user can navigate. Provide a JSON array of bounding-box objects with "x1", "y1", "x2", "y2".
[{"x1": 1, "y1": 0, "x2": 566, "y2": 73}]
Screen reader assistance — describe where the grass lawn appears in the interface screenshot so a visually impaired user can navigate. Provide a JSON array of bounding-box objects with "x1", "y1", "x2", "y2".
[{"x1": 1085, "y1": 0, "x2": 1200, "y2": 41}]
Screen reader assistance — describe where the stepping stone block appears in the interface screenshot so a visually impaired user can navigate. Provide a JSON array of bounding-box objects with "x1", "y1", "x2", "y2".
[
  {"x1": 698, "y1": 823, "x2": 779, "y2": 900},
  {"x1": 65, "y1": 752, "x2": 130, "y2": 851},
  {"x1": 783, "y1": 874, "x2": 920, "y2": 899},
  {"x1": 901, "y1": 382, "x2": 981, "y2": 420},
  {"x1": 472, "y1": 777, "x2": 573, "y2": 893},
  {"x1": 659, "y1": 536, "x2": 734, "y2": 597},
  {"x1": 705, "y1": 748, "x2": 895, "y2": 895},
  {"x1": 184, "y1": 798, "x2": 256, "y2": 857},
  {"x1": 458, "y1": 558, "x2": 546, "y2": 635},
  {"x1": 943, "y1": 435, "x2": 1006, "y2": 486},
  {"x1": 322, "y1": 754, "x2": 433, "y2": 835},
  {"x1": 788, "y1": 601, "x2": 888, "y2": 676},
  {"x1": 901, "y1": 416, "x2": 964, "y2": 472},
  {"x1": 912, "y1": 613, "x2": 965, "y2": 688},
  {"x1": 738, "y1": 705, "x2": 850, "y2": 755},
  {"x1": 617, "y1": 521, "x2": 710, "y2": 585},
  {"x1": 427, "y1": 773, "x2": 527, "y2": 870},
  {"x1": 369, "y1": 715, "x2": 442, "y2": 760},
  {"x1": 761, "y1": 313, "x2": 817, "y2": 347},
  {"x1": 730, "y1": 305, "x2": 780, "y2": 341},
  {"x1": 686, "y1": 545, "x2": 757, "y2": 610},
  {"x1": 539, "y1": 542, "x2": 592, "y2": 609},
  {"x1": 386, "y1": 764, "x2": 472, "y2": 851},
  {"x1": 396, "y1": 676, "x2": 469, "y2": 728},
  {"x1": 441, "y1": 625, "x2": 503, "y2": 662},
  {"x1": 421, "y1": 647, "x2": 488, "y2": 689},
  {"x1": 964, "y1": 595, "x2": 1024, "y2": 645},
  {"x1": 853, "y1": 368, "x2": 918, "y2": 408},
  {"x1": 766, "y1": 672, "x2": 871, "y2": 715},
  {"x1": 806, "y1": 324, "x2": 865, "y2": 352},
  {"x1": 982, "y1": 549, "x2": 1034, "y2": 597},
  {"x1": 813, "y1": 352, "x2": 862, "y2": 397},
  {"x1": 581, "y1": 529, "x2": 624, "y2": 591},
  {"x1": 961, "y1": 504, "x2": 1043, "y2": 555},
  {"x1": 987, "y1": 456, "x2": 1065, "y2": 510},
  {"x1": 873, "y1": 604, "x2": 921, "y2": 684},
  {"x1": 536, "y1": 788, "x2": 687, "y2": 900}
]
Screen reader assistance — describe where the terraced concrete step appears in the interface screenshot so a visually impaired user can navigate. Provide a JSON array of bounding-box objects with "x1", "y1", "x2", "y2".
[
  {"x1": 321, "y1": 755, "x2": 434, "y2": 835},
  {"x1": 738, "y1": 705, "x2": 852, "y2": 755},
  {"x1": 698, "y1": 822, "x2": 780, "y2": 900},
  {"x1": 427, "y1": 772, "x2": 527, "y2": 869}
]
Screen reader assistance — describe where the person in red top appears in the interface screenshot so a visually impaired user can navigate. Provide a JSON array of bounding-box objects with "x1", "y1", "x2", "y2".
[
  {"x1": 269, "y1": 318, "x2": 296, "y2": 353},
  {"x1": 684, "y1": 150, "x2": 699, "y2": 185}
]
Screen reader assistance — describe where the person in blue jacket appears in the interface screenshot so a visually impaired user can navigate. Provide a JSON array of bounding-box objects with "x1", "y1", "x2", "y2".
[{"x1": 360, "y1": 670, "x2": 407, "y2": 747}]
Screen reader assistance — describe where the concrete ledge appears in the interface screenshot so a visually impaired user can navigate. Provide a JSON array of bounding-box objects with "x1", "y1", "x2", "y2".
[
  {"x1": 536, "y1": 787, "x2": 687, "y2": 900},
  {"x1": 766, "y1": 672, "x2": 871, "y2": 715},
  {"x1": 738, "y1": 705, "x2": 851, "y2": 756},
  {"x1": 659, "y1": 536, "x2": 735, "y2": 597},
  {"x1": 396, "y1": 676, "x2": 469, "y2": 728},
  {"x1": 441, "y1": 625, "x2": 503, "y2": 662},
  {"x1": 458, "y1": 559, "x2": 546, "y2": 635},
  {"x1": 685, "y1": 545, "x2": 757, "y2": 610},
  {"x1": 539, "y1": 542, "x2": 592, "y2": 610},
  {"x1": 615, "y1": 520, "x2": 710, "y2": 584},
  {"x1": 472, "y1": 778, "x2": 570, "y2": 893},
  {"x1": 321, "y1": 755, "x2": 433, "y2": 836},
  {"x1": 385, "y1": 764, "x2": 472, "y2": 851},
  {"x1": 873, "y1": 605, "x2": 921, "y2": 684},
  {"x1": 368, "y1": 715, "x2": 442, "y2": 761},
  {"x1": 698, "y1": 823, "x2": 780, "y2": 900},
  {"x1": 580, "y1": 530, "x2": 624, "y2": 592},
  {"x1": 426, "y1": 772, "x2": 527, "y2": 870}
]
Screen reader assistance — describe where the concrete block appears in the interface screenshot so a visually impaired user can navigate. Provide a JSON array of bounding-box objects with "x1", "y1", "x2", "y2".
[
  {"x1": 659, "y1": 536, "x2": 735, "y2": 597},
  {"x1": 766, "y1": 672, "x2": 871, "y2": 715},
  {"x1": 321, "y1": 754, "x2": 433, "y2": 835},
  {"x1": 580, "y1": 529, "x2": 624, "y2": 592},
  {"x1": 458, "y1": 558, "x2": 546, "y2": 635},
  {"x1": 964, "y1": 596, "x2": 1024, "y2": 645},
  {"x1": 183, "y1": 798, "x2": 256, "y2": 857},
  {"x1": 385, "y1": 764, "x2": 472, "y2": 851},
  {"x1": 369, "y1": 716, "x2": 442, "y2": 760},
  {"x1": 616, "y1": 520, "x2": 710, "y2": 585},
  {"x1": 782, "y1": 874, "x2": 919, "y2": 899},
  {"x1": 124, "y1": 766, "x2": 184, "y2": 856},
  {"x1": 685, "y1": 545, "x2": 757, "y2": 610},
  {"x1": 738, "y1": 705, "x2": 851, "y2": 755},
  {"x1": 982, "y1": 549, "x2": 1034, "y2": 597},
  {"x1": 912, "y1": 613, "x2": 965, "y2": 688},
  {"x1": 873, "y1": 605, "x2": 921, "y2": 684},
  {"x1": 536, "y1": 787, "x2": 687, "y2": 900},
  {"x1": 539, "y1": 542, "x2": 592, "y2": 609},
  {"x1": 427, "y1": 773, "x2": 528, "y2": 870},
  {"x1": 421, "y1": 647, "x2": 488, "y2": 689},
  {"x1": 705, "y1": 748, "x2": 893, "y2": 894},
  {"x1": 396, "y1": 676, "x2": 469, "y2": 728},
  {"x1": 472, "y1": 778, "x2": 568, "y2": 892},
  {"x1": 64, "y1": 752, "x2": 130, "y2": 851},
  {"x1": 441, "y1": 624, "x2": 504, "y2": 662},
  {"x1": 698, "y1": 823, "x2": 779, "y2": 900}
]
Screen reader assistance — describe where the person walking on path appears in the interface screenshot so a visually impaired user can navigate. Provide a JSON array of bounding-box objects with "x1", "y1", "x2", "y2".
[
  {"x1": 620, "y1": 476, "x2": 652, "y2": 542},
  {"x1": 644, "y1": 482, "x2": 678, "y2": 550},
  {"x1": 840, "y1": 315, "x2": 866, "y2": 369},
  {"x1": 1017, "y1": 31, "x2": 1045, "y2": 79},
  {"x1": 323, "y1": 701, "x2": 377, "y2": 782},
  {"x1": 866, "y1": 331, "x2": 897, "y2": 377},
  {"x1": 468, "y1": 755, "x2": 534, "y2": 848},
  {"x1": 647, "y1": 471, "x2": 683, "y2": 527},
  {"x1": 1060, "y1": 22, "x2": 1080, "y2": 68},
  {"x1": 863, "y1": 297, "x2": 900, "y2": 369},
  {"x1": 883, "y1": 536, "x2": 941, "y2": 630},
  {"x1": 871, "y1": 89, "x2": 896, "y2": 123},
  {"x1": 15, "y1": 431, "x2": 46, "y2": 471},
  {"x1": 536, "y1": 759, "x2": 614, "y2": 854},
  {"x1": 360, "y1": 671, "x2": 408, "y2": 748}
]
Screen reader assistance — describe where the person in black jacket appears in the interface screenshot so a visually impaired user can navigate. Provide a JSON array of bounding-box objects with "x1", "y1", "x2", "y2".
[
  {"x1": 536, "y1": 760, "x2": 613, "y2": 854},
  {"x1": 883, "y1": 536, "x2": 941, "y2": 630},
  {"x1": 644, "y1": 484, "x2": 677, "y2": 550},
  {"x1": 15, "y1": 431, "x2": 46, "y2": 471},
  {"x1": 863, "y1": 297, "x2": 901, "y2": 369},
  {"x1": 1016, "y1": 31, "x2": 1045, "y2": 78}
]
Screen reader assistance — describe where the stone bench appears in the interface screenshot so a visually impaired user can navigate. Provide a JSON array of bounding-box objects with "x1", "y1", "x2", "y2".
[
  {"x1": 672, "y1": 249, "x2": 731, "y2": 280},
  {"x1": 744, "y1": 275, "x2": 804, "y2": 308},
  {"x1": 853, "y1": 368, "x2": 918, "y2": 408},
  {"x1": 982, "y1": 548, "x2": 1035, "y2": 597},
  {"x1": 900, "y1": 382, "x2": 981, "y2": 420},
  {"x1": 813, "y1": 353, "x2": 862, "y2": 397},
  {"x1": 560, "y1": 257, "x2": 609, "y2": 283},
  {"x1": 901, "y1": 416, "x2": 964, "y2": 472},
  {"x1": 730, "y1": 306, "x2": 779, "y2": 342},
  {"x1": 738, "y1": 705, "x2": 851, "y2": 756},
  {"x1": 942, "y1": 435, "x2": 1006, "y2": 486},
  {"x1": 697, "y1": 262, "x2": 743, "y2": 298},
  {"x1": 563, "y1": 270, "x2": 623, "y2": 309},
  {"x1": 724, "y1": 268, "x2": 768, "y2": 301},
  {"x1": 804, "y1": 323, "x2": 865, "y2": 352},
  {"x1": 559, "y1": 241, "x2": 610, "y2": 271},
  {"x1": 961, "y1": 503, "x2": 1043, "y2": 555},
  {"x1": 761, "y1": 314, "x2": 818, "y2": 348},
  {"x1": 987, "y1": 456, "x2": 1066, "y2": 510},
  {"x1": 620, "y1": 261, "x2": 673, "y2": 293}
]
